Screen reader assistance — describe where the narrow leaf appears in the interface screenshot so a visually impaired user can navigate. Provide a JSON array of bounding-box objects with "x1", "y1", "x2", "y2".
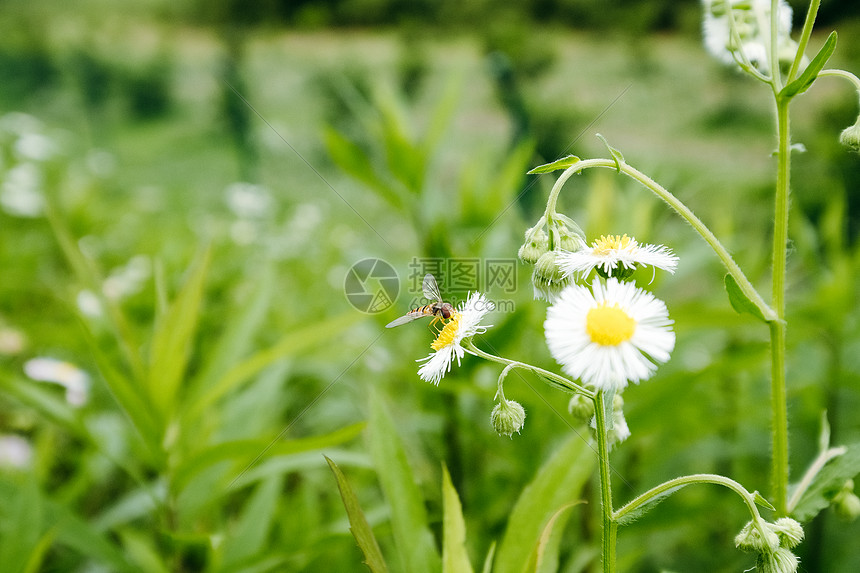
[
  {"x1": 442, "y1": 464, "x2": 474, "y2": 573},
  {"x1": 220, "y1": 476, "x2": 283, "y2": 567},
  {"x1": 367, "y1": 392, "x2": 441, "y2": 573},
  {"x1": 724, "y1": 274, "x2": 767, "y2": 322},
  {"x1": 326, "y1": 456, "x2": 390, "y2": 573},
  {"x1": 323, "y1": 126, "x2": 403, "y2": 208},
  {"x1": 780, "y1": 32, "x2": 837, "y2": 100},
  {"x1": 792, "y1": 442, "x2": 860, "y2": 521},
  {"x1": 494, "y1": 434, "x2": 594, "y2": 573},
  {"x1": 187, "y1": 311, "x2": 361, "y2": 420},
  {"x1": 596, "y1": 133, "x2": 624, "y2": 172},
  {"x1": 527, "y1": 155, "x2": 580, "y2": 175},
  {"x1": 753, "y1": 491, "x2": 776, "y2": 511},
  {"x1": 535, "y1": 503, "x2": 583, "y2": 573},
  {"x1": 481, "y1": 542, "x2": 496, "y2": 573},
  {"x1": 146, "y1": 248, "x2": 211, "y2": 418},
  {"x1": 172, "y1": 422, "x2": 365, "y2": 494}
]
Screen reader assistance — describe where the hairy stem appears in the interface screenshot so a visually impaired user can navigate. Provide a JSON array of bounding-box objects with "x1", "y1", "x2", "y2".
[{"x1": 594, "y1": 391, "x2": 616, "y2": 573}]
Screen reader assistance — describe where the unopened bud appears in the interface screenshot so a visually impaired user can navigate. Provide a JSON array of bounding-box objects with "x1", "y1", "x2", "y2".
[
  {"x1": 491, "y1": 399, "x2": 526, "y2": 438},
  {"x1": 568, "y1": 393, "x2": 594, "y2": 422},
  {"x1": 518, "y1": 229, "x2": 549, "y2": 265},
  {"x1": 839, "y1": 121, "x2": 860, "y2": 153},
  {"x1": 771, "y1": 518, "x2": 804, "y2": 549},
  {"x1": 832, "y1": 479, "x2": 860, "y2": 521},
  {"x1": 735, "y1": 520, "x2": 779, "y2": 553},
  {"x1": 532, "y1": 251, "x2": 570, "y2": 303}
]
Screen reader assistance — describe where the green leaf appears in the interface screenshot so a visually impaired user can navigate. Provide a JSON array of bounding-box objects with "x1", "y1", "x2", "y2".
[
  {"x1": 753, "y1": 491, "x2": 776, "y2": 512},
  {"x1": 146, "y1": 248, "x2": 211, "y2": 419},
  {"x1": 118, "y1": 528, "x2": 170, "y2": 573},
  {"x1": 494, "y1": 433, "x2": 594, "y2": 573},
  {"x1": 791, "y1": 442, "x2": 860, "y2": 522},
  {"x1": 480, "y1": 542, "x2": 496, "y2": 573},
  {"x1": 442, "y1": 464, "x2": 474, "y2": 573},
  {"x1": 527, "y1": 155, "x2": 580, "y2": 174},
  {"x1": 534, "y1": 503, "x2": 582, "y2": 573},
  {"x1": 780, "y1": 31, "x2": 837, "y2": 100},
  {"x1": 724, "y1": 274, "x2": 767, "y2": 322},
  {"x1": 367, "y1": 391, "x2": 441, "y2": 573},
  {"x1": 219, "y1": 476, "x2": 283, "y2": 567},
  {"x1": 172, "y1": 422, "x2": 365, "y2": 494},
  {"x1": 187, "y1": 311, "x2": 361, "y2": 420},
  {"x1": 596, "y1": 133, "x2": 624, "y2": 172},
  {"x1": 323, "y1": 126, "x2": 403, "y2": 208},
  {"x1": 326, "y1": 456, "x2": 390, "y2": 573}
]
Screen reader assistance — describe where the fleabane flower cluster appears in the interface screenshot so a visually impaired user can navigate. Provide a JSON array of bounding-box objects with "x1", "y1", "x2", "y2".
[
  {"x1": 702, "y1": 0, "x2": 798, "y2": 74},
  {"x1": 416, "y1": 292, "x2": 494, "y2": 385}
]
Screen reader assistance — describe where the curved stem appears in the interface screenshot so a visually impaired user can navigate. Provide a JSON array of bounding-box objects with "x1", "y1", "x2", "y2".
[
  {"x1": 594, "y1": 391, "x2": 616, "y2": 573},
  {"x1": 818, "y1": 69, "x2": 860, "y2": 93},
  {"x1": 462, "y1": 340, "x2": 593, "y2": 398},
  {"x1": 614, "y1": 473, "x2": 764, "y2": 524},
  {"x1": 546, "y1": 159, "x2": 776, "y2": 322}
]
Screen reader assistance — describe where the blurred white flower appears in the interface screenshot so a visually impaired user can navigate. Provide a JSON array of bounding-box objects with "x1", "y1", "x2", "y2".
[
  {"x1": 417, "y1": 293, "x2": 494, "y2": 385},
  {"x1": 24, "y1": 357, "x2": 90, "y2": 407},
  {"x1": 702, "y1": 0, "x2": 796, "y2": 74},
  {"x1": 86, "y1": 149, "x2": 117, "y2": 178},
  {"x1": 103, "y1": 255, "x2": 151, "y2": 300},
  {"x1": 14, "y1": 132, "x2": 58, "y2": 162},
  {"x1": 77, "y1": 289, "x2": 104, "y2": 318},
  {"x1": 0, "y1": 325, "x2": 26, "y2": 356},
  {"x1": 0, "y1": 435, "x2": 33, "y2": 469},
  {"x1": 0, "y1": 163, "x2": 44, "y2": 217},
  {"x1": 225, "y1": 182, "x2": 273, "y2": 219},
  {"x1": 545, "y1": 278, "x2": 674, "y2": 393}
]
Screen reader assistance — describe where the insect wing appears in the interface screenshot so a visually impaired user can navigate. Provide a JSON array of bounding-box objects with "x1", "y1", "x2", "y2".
[
  {"x1": 385, "y1": 312, "x2": 428, "y2": 328},
  {"x1": 422, "y1": 273, "x2": 443, "y2": 303}
]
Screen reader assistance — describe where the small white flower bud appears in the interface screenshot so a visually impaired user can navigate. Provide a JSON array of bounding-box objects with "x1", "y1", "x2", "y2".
[
  {"x1": 839, "y1": 121, "x2": 860, "y2": 153},
  {"x1": 735, "y1": 520, "x2": 779, "y2": 553},
  {"x1": 771, "y1": 518, "x2": 804, "y2": 549},
  {"x1": 832, "y1": 479, "x2": 860, "y2": 521},
  {"x1": 568, "y1": 393, "x2": 595, "y2": 422},
  {"x1": 532, "y1": 251, "x2": 571, "y2": 302},
  {"x1": 491, "y1": 399, "x2": 526, "y2": 438},
  {"x1": 518, "y1": 229, "x2": 549, "y2": 265},
  {"x1": 756, "y1": 547, "x2": 799, "y2": 573}
]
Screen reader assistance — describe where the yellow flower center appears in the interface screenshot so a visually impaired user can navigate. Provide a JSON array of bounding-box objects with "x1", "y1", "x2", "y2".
[
  {"x1": 431, "y1": 312, "x2": 462, "y2": 351},
  {"x1": 586, "y1": 302, "x2": 636, "y2": 346},
  {"x1": 592, "y1": 234, "x2": 634, "y2": 255}
]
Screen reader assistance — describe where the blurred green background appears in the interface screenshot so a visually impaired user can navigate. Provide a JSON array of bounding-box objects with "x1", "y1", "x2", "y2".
[{"x1": 1, "y1": 0, "x2": 860, "y2": 571}]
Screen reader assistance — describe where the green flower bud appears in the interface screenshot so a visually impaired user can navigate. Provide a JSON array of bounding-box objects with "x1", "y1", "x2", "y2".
[
  {"x1": 491, "y1": 399, "x2": 526, "y2": 438},
  {"x1": 839, "y1": 121, "x2": 860, "y2": 153},
  {"x1": 832, "y1": 479, "x2": 860, "y2": 521},
  {"x1": 532, "y1": 251, "x2": 571, "y2": 302},
  {"x1": 735, "y1": 520, "x2": 779, "y2": 553},
  {"x1": 518, "y1": 229, "x2": 549, "y2": 265},
  {"x1": 568, "y1": 393, "x2": 594, "y2": 422},
  {"x1": 771, "y1": 518, "x2": 804, "y2": 549},
  {"x1": 756, "y1": 547, "x2": 799, "y2": 573}
]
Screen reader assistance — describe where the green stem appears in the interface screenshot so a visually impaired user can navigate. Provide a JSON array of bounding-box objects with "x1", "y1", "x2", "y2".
[
  {"x1": 546, "y1": 159, "x2": 776, "y2": 322},
  {"x1": 614, "y1": 473, "x2": 764, "y2": 524},
  {"x1": 770, "y1": 98, "x2": 791, "y2": 516},
  {"x1": 818, "y1": 69, "x2": 860, "y2": 92},
  {"x1": 594, "y1": 390, "x2": 616, "y2": 573},
  {"x1": 462, "y1": 340, "x2": 593, "y2": 398}
]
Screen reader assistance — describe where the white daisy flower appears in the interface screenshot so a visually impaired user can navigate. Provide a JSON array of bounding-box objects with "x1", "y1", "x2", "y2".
[
  {"x1": 24, "y1": 357, "x2": 90, "y2": 407},
  {"x1": 558, "y1": 234, "x2": 678, "y2": 279},
  {"x1": 417, "y1": 292, "x2": 494, "y2": 385},
  {"x1": 544, "y1": 278, "x2": 674, "y2": 393}
]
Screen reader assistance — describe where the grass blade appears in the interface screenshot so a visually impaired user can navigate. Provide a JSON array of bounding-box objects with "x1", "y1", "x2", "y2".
[
  {"x1": 326, "y1": 456, "x2": 390, "y2": 573},
  {"x1": 367, "y1": 391, "x2": 441, "y2": 573},
  {"x1": 494, "y1": 433, "x2": 594, "y2": 573},
  {"x1": 442, "y1": 464, "x2": 474, "y2": 573}
]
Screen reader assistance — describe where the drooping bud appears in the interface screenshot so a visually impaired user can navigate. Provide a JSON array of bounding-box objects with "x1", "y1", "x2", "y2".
[
  {"x1": 735, "y1": 520, "x2": 779, "y2": 553},
  {"x1": 568, "y1": 393, "x2": 595, "y2": 422},
  {"x1": 771, "y1": 518, "x2": 804, "y2": 549},
  {"x1": 518, "y1": 228, "x2": 549, "y2": 265},
  {"x1": 832, "y1": 479, "x2": 860, "y2": 521},
  {"x1": 839, "y1": 120, "x2": 860, "y2": 154},
  {"x1": 532, "y1": 251, "x2": 571, "y2": 303},
  {"x1": 491, "y1": 399, "x2": 526, "y2": 438}
]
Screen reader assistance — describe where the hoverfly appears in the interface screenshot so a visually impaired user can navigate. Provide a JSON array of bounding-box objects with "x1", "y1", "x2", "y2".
[{"x1": 385, "y1": 273, "x2": 455, "y2": 329}]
